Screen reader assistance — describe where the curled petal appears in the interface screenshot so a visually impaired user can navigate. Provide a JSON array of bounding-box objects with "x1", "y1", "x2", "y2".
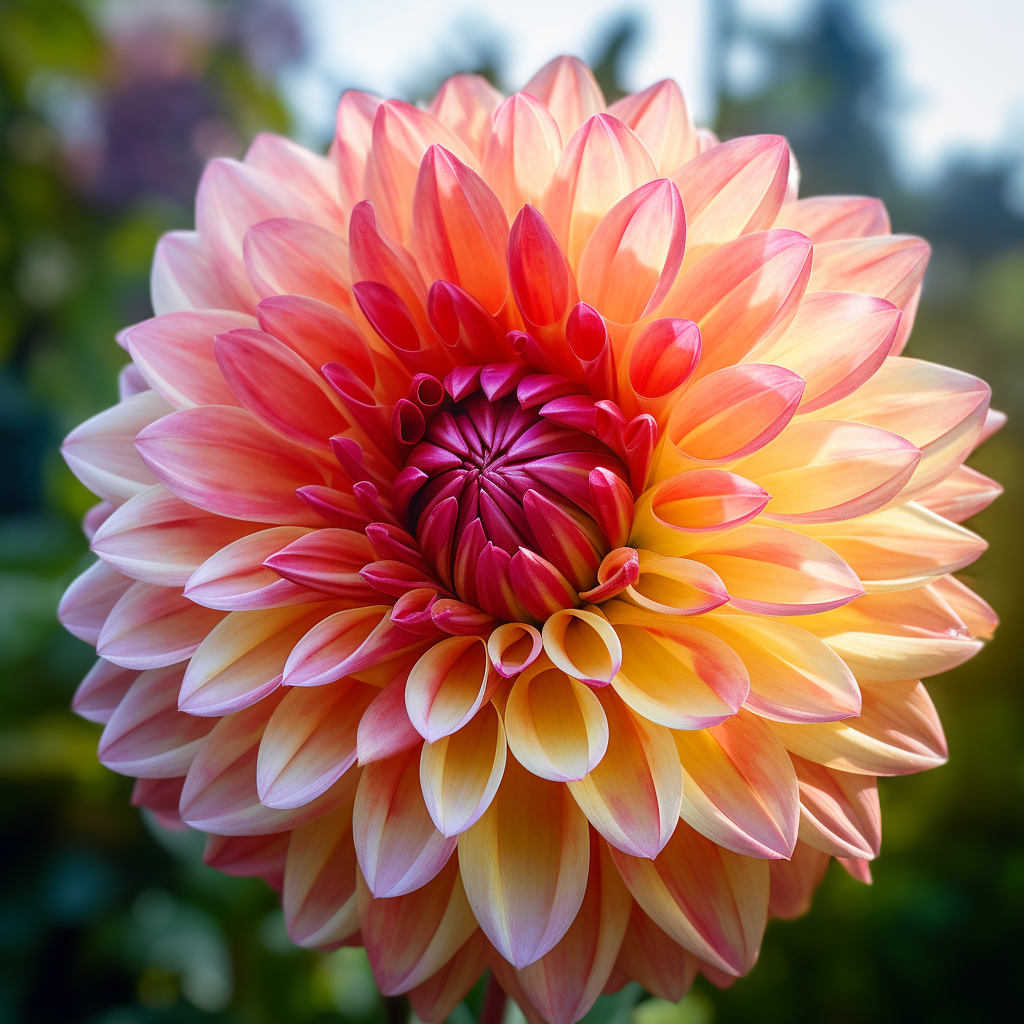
[
  {"x1": 543, "y1": 114, "x2": 657, "y2": 269},
  {"x1": 604, "y1": 602, "x2": 750, "y2": 730},
  {"x1": 420, "y1": 702, "x2": 507, "y2": 836},
  {"x1": 483, "y1": 92, "x2": 563, "y2": 219},
  {"x1": 623, "y1": 317, "x2": 700, "y2": 422},
  {"x1": 257, "y1": 677, "x2": 376, "y2": 808},
  {"x1": 283, "y1": 797, "x2": 360, "y2": 948},
  {"x1": 632, "y1": 471, "x2": 769, "y2": 555},
  {"x1": 353, "y1": 745, "x2": 457, "y2": 898},
  {"x1": 359, "y1": 853, "x2": 477, "y2": 995},
  {"x1": 542, "y1": 607, "x2": 622, "y2": 686},
  {"x1": 504, "y1": 657, "x2": 609, "y2": 782},
  {"x1": 488, "y1": 622, "x2": 543, "y2": 677},
  {"x1": 579, "y1": 547, "x2": 640, "y2": 604},
  {"x1": 522, "y1": 56, "x2": 605, "y2": 144},
  {"x1": 610, "y1": 820, "x2": 769, "y2": 976},
  {"x1": 607, "y1": 79, "x2": 698, "y2": 175},
  {"x1": 588, "y1": 466, "x2": 635, "y2": 549},
  {"x1": 458, "y1": 753, "x2": 590, "y2": 968},
  {"x1": 623, "y1": 550, "x2": 728, "y2": 616},
  {"x1": 577, "y1": 179, "x2": 685, "y2": 325},
  {"x1": 675, "y1": 709, "x2": 799, "y2": 860},
  {"x1": 772, "y1": 679, "x2": 947, "y2": 776},
  {"x1": 568, "y1": 687, "x2": 683, "y2": 858},
  {"x1": 406, "y1": 635, "x2": 497, "y2": 742}
]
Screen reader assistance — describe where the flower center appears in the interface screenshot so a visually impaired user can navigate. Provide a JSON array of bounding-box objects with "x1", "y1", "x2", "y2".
[{"x1": 395, "y1": 387, "x2": 624, "y2": 621}]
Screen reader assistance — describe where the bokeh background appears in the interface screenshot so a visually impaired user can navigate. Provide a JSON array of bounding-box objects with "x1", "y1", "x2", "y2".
[{"x1": 1, "y1": 0, "x2": 1022, "y2": 1021}]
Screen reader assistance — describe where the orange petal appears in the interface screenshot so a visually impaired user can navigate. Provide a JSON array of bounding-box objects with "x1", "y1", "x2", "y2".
[
  {"x1": 623, "y1": 550, "x2": 728, "y2": 616},
  {"x1": 929, "y1": 575, "x2": 998, "y2": 640},
  {"x1": 406, "y1": 635, "x2": 497, "y2": 742},
  {"x1": 420, "y1": 702, "x2": 507, "y2": 836},
  {"x1": 458, "y1": 753, "x2": 590, "y2": 968},
  {"x1": 364, "y1": 100, "x2": 479, "y2": 244},
  {"x1": 792, "y1": 755, "x2": 881, "y2": 859},
  {"x1": 604, "y1": 604, "x2": 749, "y2": 729},
  {"x1": 735, "y1": 419, "x2": 921, "y2": 523},
  {"x1": 358, "y1": 853, "x2": 477, "y2": 994},
  {"x1": 698, "y1": 612, "x2": 860, "y2": 724},
  {"x1": 283, "y1": 795, "x2": 360, "y2": 947},
  {"x1": 615, "y1": 902, "x2": 700, "y2": 1001},
  {"x1": 621, "y1": 317, "x2": 700, "y2": 423},
  {"x1": 771, "y1": 679, "x2": 947, "y2": 776},
  {"x1": 688, "y1": 524, "x2": 864, "y2": 616},
  {"x1": 750, "y1": 291, "x2": 901, "y2": 412},
  {"x1": 257, "y1": 677, "x2": 376, "y2": 808},
  {"x1": 675, "y1": 709, "x2": 799, "y2": 859},
  {"x1": 542, "y1": 607, "x2": 622, "y2": 686},
  {"x1": 543, "y1": 114, "x2": 657, "y2": 269},
  {"x1": 567, "y1": 687, "x2": 682, "y2": 858},
  {"x1": 795, "y1": 502, "x2": 986, "y2": 592},
  {"x1": 609, "y1": 819, "x2": 769, "y2": 977},
  {"x1": 428, "y1": 73, "x2": 503, "y2": 159},
  {"x1": 504, "y1": 657, "x2": 608, "y2": 782},
  {"x1": 657, "y1": 230, "x2": 812, "y2": 379},
  {"x1": 917, "y1": 464, "x2": 1003, "y2": 523},
  {"x1": 522, "y1": 56, "x2": 605, "y2": 144},
  {"x1": 577, "y1": 179, "x2": 685, "y2": 325},
  {"x1": 513, "y1": 833, "x2": 632, "y2": 1024},
  {"x1": 353, "y1": 745, "x2": 457, "y2": 897},
  {"x1": 488, "y1": 622, "x2": 543, "y2": 677},
  {"x1": 670, "y1": 136, "x2": 789, "y2": 265},
  {"x1": 807, "y1": 357, "x2": 990, "y2": 502},
  {"x1": 773, "y1": 195, "x2": 890, "y2": 242},
  {"x1": 411, "y1": 146, "x2": 510, "y2": 315},
  {"x1": 607, "y1": 79, "x2": 698, "y2": 175}
]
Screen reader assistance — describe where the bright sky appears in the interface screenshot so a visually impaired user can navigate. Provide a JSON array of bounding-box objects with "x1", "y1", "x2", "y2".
[{"x1": 287, "y1": 0, "x2": 1024, "y2": 186}]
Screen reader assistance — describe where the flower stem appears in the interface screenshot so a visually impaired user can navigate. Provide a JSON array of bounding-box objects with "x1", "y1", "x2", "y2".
[
  {"x1": 480, "y1": 972, "x2": 507, "y2": 1024},
  {"x1": 385, "y1": 995, "x2": 411, "y2": 1024}
]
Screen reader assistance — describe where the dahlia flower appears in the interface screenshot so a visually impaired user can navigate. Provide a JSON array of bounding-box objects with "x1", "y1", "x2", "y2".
[{"x1": 59, "y1": 56, "x2": 1001, "y2": 1022}]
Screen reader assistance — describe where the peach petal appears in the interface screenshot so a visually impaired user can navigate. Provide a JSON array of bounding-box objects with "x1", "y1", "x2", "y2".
[
  {"x1": 58, "y1": 559, "x2": 134, "y2": 646},
  {"x1": 792, "y1": 756, "x2": 881, "y2": 859},
  {"x1": 257, "y1": 677, "x2": 376, "y2": 808},
  {"x1": 504, "y1": 658, "x2": 609, "y2": 782},
  {"x1": 614, "y1": 903, "x2": 700, "y2": 1002},
  {"x1": 774, "y1": 195, "x2": 890, "y2": 242},
  {"x1": 542, "y1": 607, "x2": 622, "y2": 686},
  {"x1": 98, "y1": 664, "x2": 214, "y2": 777},
  {"x1": 97, "y1": 581, "x2": 226, "y2": 670},
  {"x1": 244, "y1": 131, "x2": 344, "y2": 222},
  {"x1": 604, "y1": 603, "x2": 749, "y2": 730},
  {"x1": 621, "y1": 317, "x2": 700, "y2": 422},
  {"x1": 929, "y1": 575, "x2": 998, "y2": 640},
  {"x1": 675, "y1": 709, "x2": 799, "y2": 860},
  {"x1": 522, "y1": 56, "x2": 605, "y2": 145},
  {"x1": 483, "y1": 92, "x2": 564, "y2": 219},
  {"x1": 543, "y1": 114, "x2": 657, "y2": 269},
  {"x1": 917, "y1": 465, "x2": 1003, "y2": 523},
  {"x1": 609, "y1": 820, "x2": 769, "y2": 976},
  {"x1": 607, "y1": 79, "x2": 698, "y2": 175},
  {"x1": 458, "y1": 753, "x2": 589, "y2": 968},
  {"x1": 428, "y1": 73, "x2": 503, "y2": 159},
  {"x1": 204, "y1": 831, "x2": 290, "y2": 889},
  {"x1": 72, "y1": 658, "x2": 140, "y2": 724},
  {"x1": 567, "y1": 687, "x2": 683, "y2": 858},
  {"x1": 623, "y1": 550, "x2": 728, "y2": 616},
  {"x1": 353, "y1": 745, "x2": 457, "y2": 898},
  {"x1": 333, "y1": 89, "x2": 384, "y2": 217},
  {"x1": 408, "y1": 931, "x2": 490, "y2": 1024},
  {"x1": 771, "y1": 679, "x2": 947, "y2": 776},
  {"x1": 767, "y1": 842, "x2": 830, "y2": 920},
  {"x1": 488, "y1": 622, "x2": 543, "y2": 677},
  {"x1": 283, "y1": 796, "x2": 360, "y2": 947},
  {"x1": 420, "y1": 702, "x2": 507, "y2": 836},
  {"x1": 513, "y1": 833, "x2": 632, "y2": 1024},
  {"x1": 357, "y1": 665, "x2": 424, "y2": 764},
  {"x1": 150, "y1": 230, "x2": 238, "y2": 316}
]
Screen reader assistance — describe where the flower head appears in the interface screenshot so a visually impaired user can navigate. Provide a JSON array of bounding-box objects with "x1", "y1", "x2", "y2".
[{"x1": 60, "y1": 56, "x2": 1001, "y2": 1022}]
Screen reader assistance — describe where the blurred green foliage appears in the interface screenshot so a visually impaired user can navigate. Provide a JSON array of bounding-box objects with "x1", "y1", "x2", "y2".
[{"x1": 0, "y1": 1, "x2": 1021, "y2": 1022}]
